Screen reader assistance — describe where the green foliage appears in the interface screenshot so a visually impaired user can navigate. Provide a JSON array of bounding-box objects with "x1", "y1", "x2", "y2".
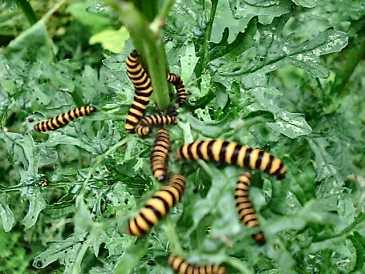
[{"x1": 0, "y1": 0, "x2": 364, "y2": 273}]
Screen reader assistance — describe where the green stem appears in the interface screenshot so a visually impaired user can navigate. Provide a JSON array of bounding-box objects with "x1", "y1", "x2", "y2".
[
  {"x1": 196, "y1": 0, "x2": 218, "y2": 78},
  {"x1": 107, "y1": 0, "x2": 171, "y2": 110},
  {"x1": 330, "y1": 38, "x2": 365, "y2": 96},
  {"x1": 15, "y1": 0, "x2": 37, "y2": 25}
]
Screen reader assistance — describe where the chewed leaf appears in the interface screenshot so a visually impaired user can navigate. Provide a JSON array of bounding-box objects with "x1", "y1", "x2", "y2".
[
  {"x1": 22, "y1": 189, "x2": 46, "y2": 229},
  {"x1": 291, "y1": 0, "x2": 318, "y2": 8},
  {"x1": 228, "y1": 0, "x2": 291, "y2": 23},
  {"x1": 0, "y1": 194, "x2": 15, "y2": 232},
  {"x1": 33, "y1": 236, "x2": 82, "y2": 269},
  {"x1": 268, "y1": 111, "x2": 312, "y2": 138}
]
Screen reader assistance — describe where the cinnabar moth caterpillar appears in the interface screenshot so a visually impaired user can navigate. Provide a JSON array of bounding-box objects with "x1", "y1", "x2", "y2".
[
  {"x1": 125, "y1": 94, "x2": 150, "y2": 133},
  {"x1": 127, "y1": 174, "x2": 186, "y2": 236},
  {"x1": 33, "y1": 105, "x2": 96, "y2": 132},
  {"x1": 176, "y1": 140, "x2": 287, "y2": 179},
  {"x1": 126, "y1": 50, "x2": 153, "y2": 96},
  {"x1": 167, "y1": 73, "x2": 187, "y2": 106},
  {"x1": 235, "y1": 172, "x2": 265, "y2": 245},
  {"x1": 151, "y1": 128, "x2": 170, "y2": 181},
  {"x1": 168, "y1": 255, "x2": 227, "y2": 274},
  {"x1": 125, "y1": 50, "x2": 154, "y2": 132},
  {"x1": 135, "y1": 114, "x2": 177, "y2": 137}
]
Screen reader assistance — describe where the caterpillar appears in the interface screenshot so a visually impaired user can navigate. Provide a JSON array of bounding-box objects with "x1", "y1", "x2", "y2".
[
  {"x1": 125, "y1": 50, "x2": 154, "y2": 132},
  {"x1": 235, "y1": 172, "x2": 265, "y2": 245},
  {"x1": 135, "y1": 114, "x2": 177, "y2": 137},
  {"x1": 167, "y1": 73, "x2": 187, "y2": 106},
  {"x1": 168, "y1": 255, "x2": 227, "y2": 274},
  {"x1": 128, "y1": 174, "x2": 186, "y2": 236},
  {"x1": 176, "y1": 140, "x2": 287, "y2": 179},
  {"x1": 151, "y1": 128, "x2": 170, "y2": 181},
  {"x1": 126, "y1": 50, "x2": 153, "y2": 96},
  {"x1": 33, "y1": 105, "x2": 96, "y2": 132},
  {"x1": 124, "y1": 94, "x2": 150, "y2": 133}
]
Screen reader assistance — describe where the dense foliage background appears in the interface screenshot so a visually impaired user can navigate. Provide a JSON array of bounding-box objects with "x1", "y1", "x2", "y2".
[{"x1": 0, "y1": 0, "x2": 365, "y2": 273}]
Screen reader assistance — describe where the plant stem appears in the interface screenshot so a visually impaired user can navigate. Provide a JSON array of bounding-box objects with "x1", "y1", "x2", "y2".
[
  {"x1": 107, "y1": 0, "x2": 171, "y2": 110},
  {"x1": 196, "y1": 0, "x2": 218, "y2": 78},
  {"x1": 330, "y1": 37, "x2": 365, "y2": 96},
  {"x1": 15, "y1": 0, "x2": 37, "y2": 25}
]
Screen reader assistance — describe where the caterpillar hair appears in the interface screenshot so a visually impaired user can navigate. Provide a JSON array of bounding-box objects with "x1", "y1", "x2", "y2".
[
  {"x1": 167, "y1": 73, "x2": 187, "y2": 106},
  {"x1": 126, "y1": 50, "x2": 153, "y2": 96},
  {"x1": 168, "y1": 255, "x2": 227, "y2": 274},
  {"x1": 33, "y1": 105, "x2": 96, "y2": 132},
  {"x1": 135, "y1": 114, "x2": 177, "y2": 137},
  {"x1": 176, "y1": 140, "x2": 287, "y2": 179},
  {"x1": 151, "y1": 128, "x2": 170, "y2": 181},
  {"x1": 128, "y1": 174, "x2": 186, "y2": 236},
  {"x1": 235, "y1": 172, "x2": 265, "y2": 245},
  {"x1": 124, "y1": 94, "x2": 150, "y2": 133}
]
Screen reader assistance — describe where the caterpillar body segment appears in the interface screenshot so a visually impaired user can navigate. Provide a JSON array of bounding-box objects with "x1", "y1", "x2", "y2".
[
  {"x1": 151, "y1": 128, "x2": 170, "y2": 181},
  {"x1": 235, "y1": 172, "x2": 265, "y2": 245},
  {"x1": 168, "y1": 255, "x2": 227, "y2": 274},
  {"x1": 167, "y1": 73, "x2": 187, "y2": 106},
  {"x1": 176, "y1": 140, "x2": 287, "y2": 179},
  {"x1": 33, "y1": 105, "x2": 96, "y2": 132},
  {"x1": 126, "y1": 51, "x2": 153, "y2": 96},
  {"x1": 124, "y1": 94, "x2": 150, "y2": 133},
  {"x1": 135, "y1": 114, "x2": 177, "y2": 137},
  {"x1": 127, "y1": 175, "x2": 186, "y2": 236}
]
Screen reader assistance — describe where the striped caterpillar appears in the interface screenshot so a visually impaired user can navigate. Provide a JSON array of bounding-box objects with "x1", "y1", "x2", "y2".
[
  {"x1": 125, "y1": 50, "x2": 153, "y2": 133},
  {"x1": 128, "y1": 174, "x2": 186, "y2": 236},
  {"x1": 135, "y1": 114, "x2": 177, "y2": 137},
  {"x1": 151, "y1": 128, "x2": 170, "y2": 181},
  {"x1": 235, "y1": 172, "x2": 265, "y2": 245},
  {"x1": 167, "y1": 73, "x2": 187, "y2": 106},
  {"x1": 176, "y1": 140, "x2": 287, "y2": 179},
  {"x1": 168, "y1": 255, "x2": 227, "y2": 274},
  {"x1": 33, "y1": 105, "x2": 96, "y2": 132}
]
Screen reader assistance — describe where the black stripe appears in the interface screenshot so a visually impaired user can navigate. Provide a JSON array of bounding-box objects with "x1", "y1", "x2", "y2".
[
  {"x1": 273, "y1": 161, "x2": 284, "y2": 177},
  {"x1": 145, "y1": 204, "x2": 162, "y2": 219},
  {"x1": 139, "y1": 211, "x2": 154, "y2": 227},
  {"x1": 219, "y1": 141, "x2": 230, "y2": 164},
  {"x1": 127, "y1": 111, "x2": 142, "y2": 120},
  {"x1": 187, "y1": 143, "x2": 195, "y2": 160},
  {"x1": 151, "y1": 195, "x2": 170, "y2": 214},
  {"x1": 134, "y1": 96, "x2": 149, "y2": 105},
  {"x1": 133, "y1": 217, "x2": 146, "y2": 235},
  {"x1": 243, "y1": 147, "x2": 253, "y2": 168},
  {"x1": 131, "y1": 103, "x2": 145, "y2": 113},
  {"x1": 255, "y1": 150, "x2": 265, "y2": 169},
  {"x1": 206, "y1": 140, "x2": 215, "y2": 160},
  {"x1": 231, "y1": 144, "x2": 242, "y2": 165},
  {"x1": 196, "y1": 141, "x2": 204, "y2": 160},
  {"x1": 126, "y1": 118, "x2": 138, "y2": 126},
  {"x1": 265, "y1": 154, "x2": 274, "y2": 173},
  {"x1": 164, "y1": 189, "x2": 177, "y2": 205}
]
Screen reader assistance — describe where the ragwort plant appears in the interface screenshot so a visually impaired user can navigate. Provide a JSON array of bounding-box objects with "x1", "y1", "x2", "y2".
[{"x1": 0, "y1": 0, "x2": 364, "y2": 273}]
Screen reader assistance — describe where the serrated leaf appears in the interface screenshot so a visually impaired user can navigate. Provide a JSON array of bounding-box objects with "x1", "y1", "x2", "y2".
[
  {"x1": 90, "y1": 27, "x2": 129, "y2": 53},
  {"x1": 0, "y1": 194, "x2": 15, "y2": 232},
  {"x1": 21, "y1": 189, "x2": 46, "y2": 229}
]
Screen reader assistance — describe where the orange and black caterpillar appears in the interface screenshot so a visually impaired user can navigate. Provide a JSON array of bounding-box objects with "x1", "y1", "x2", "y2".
[
  {"x1": 235, "y1": 172, "x2": 265, "y2": 245},
  {"x1": 135, "y1": 114, "x2": 177, "y2": 137},
  {"x1": 151, "y1": 128, "x2": 170, "y2": 181},
  {"x1": 125, "y1": 50, "x2": 153, "y2": 132},
  {"x1": 33, "y1": 105, "x2": 96, "y2": 132},
  {"x1": 176, "y1": 140, "x2": 287, "y2": 179},
  {"x1": 128, "y1": 174, "x2": 186, "y2": 236},
  {"x1": 167, "y1": 73, "x2": 187, "y2": 106},
  {"x1": 168, "y1": 255, "x2": 227, "y2": 274}
]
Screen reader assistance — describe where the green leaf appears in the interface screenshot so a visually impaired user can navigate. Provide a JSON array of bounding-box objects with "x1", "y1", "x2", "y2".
[
  {"x1": 291, "y1": 0, "x2": 318, "y2": 8},
  {"x1": 89, "y1": 27, "x2": 130, "y2": 53},
  {"x1": 21, "y1": 189, "x2": 46, "y2": 229},
  {"x1": 0, "y1": 194, "x2": 15, "y2": 232}
]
